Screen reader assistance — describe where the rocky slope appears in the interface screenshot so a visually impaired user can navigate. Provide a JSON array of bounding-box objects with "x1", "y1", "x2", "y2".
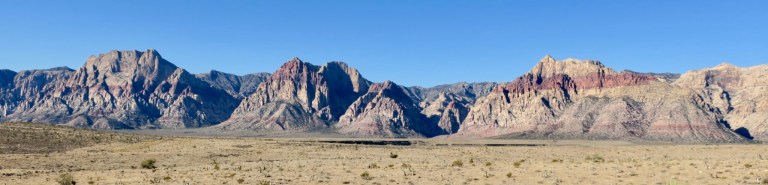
[
  {"x1": 216, "y1": 58, "x2": 373, "y2": 131},
  {"x1": 336, "y1": 81, "x2": 439, "y2": 137},
  {"x1": 419, "y1": 92, "x2": 470, "y2": 134},
  {"x1": 405, "y1": 82, "x2": 499, "y2": 103},
  {"x1": 0, "y1": 67, "x2": 74, "y2": 121},
  {"x1": 0, "y1": 49, "x2": 239, "y2": 129},
  {"x1": 0, "y1": 69, "x2": 16, "y2": 117},
  {"x1": 195, "y1": 70, "x2": 270, "y2": 98},
  {"x1": 457, "y1": 56, "x2": 746, "y2": 142},
  {"x1": 674, "y1": 63, "x2": 768, "y2": 140},
  {"x1": 404, "y1": 82, "x2": 499, "y2": 134}
]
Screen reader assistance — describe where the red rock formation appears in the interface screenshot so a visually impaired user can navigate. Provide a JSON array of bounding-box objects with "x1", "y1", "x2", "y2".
[{"x1": 459, "y1": 56, "x2": 746, "y2": 142}]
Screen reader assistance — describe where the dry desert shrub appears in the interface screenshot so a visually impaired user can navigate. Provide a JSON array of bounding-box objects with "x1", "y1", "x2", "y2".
[
  {"x1": 451, "y1": 160, "x2": 463, "y2": 167},
  {"x1": 141, "y1": 159, "x2": 157, "y2": 169},
  {"x1": 361, "y1": 171, "x2": 373, "y2": 180},
  {"x1": 586, "y1": 154, "x2": 605, "y2": 163},
  {"x1": 513, "y1": 159, "x2": 525, "y2": 168},
  {"x1": 57, "y1": 173, "x2": 75, "y2": 185}
]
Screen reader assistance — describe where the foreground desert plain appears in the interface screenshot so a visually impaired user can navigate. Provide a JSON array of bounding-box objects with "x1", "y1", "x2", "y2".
[{"x1": 1, "y1": 123, "x2": 767, "y2": 185}]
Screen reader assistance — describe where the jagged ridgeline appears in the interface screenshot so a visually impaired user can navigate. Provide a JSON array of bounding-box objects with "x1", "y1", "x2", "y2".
[
  {"x1": 0, "y1": 49, "x2": 240, "y2": 129},
  {"x1": 1, "y1": 49, "x2": 766, "y2": 142}
]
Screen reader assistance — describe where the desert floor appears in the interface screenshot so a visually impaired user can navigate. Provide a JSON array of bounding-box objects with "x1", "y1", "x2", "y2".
[{"x1": 1, "y1": 125, "x2": 768, "y2": 185}]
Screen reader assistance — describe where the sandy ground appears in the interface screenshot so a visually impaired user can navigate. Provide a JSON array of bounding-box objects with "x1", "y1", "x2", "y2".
[{"x1": 1, "y1": 137, "x2": 767, "y2": 185}]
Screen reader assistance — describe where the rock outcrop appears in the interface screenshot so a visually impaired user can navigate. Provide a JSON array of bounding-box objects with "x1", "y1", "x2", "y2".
[
  {"x1": 419, "y1": 92, "x2": 470, "y2": 134},
  {"x1": 217, "y1": 58, "x2": 372, "y2": 131},
  {"x1": 458, "y1": 56, "x2": 746, "y2": 142},
  {"x1": 0, "y1": 49, "x2": 240, "y2": 129},
  {"x1": 674, "y1": 63, "x2": 768, "y2": 140},
  {"x1": 0, "y1": 69, "x2": 17, "y2": 117},
  {"x1": 0, "y1": 67, "x2": 74, "y2": 122},
  {"x1": 404, "y1": 82, "x2": 498, "y2": 134},
  {"x1": 337, "y1": 81, "x2": 439, "y2": 137},
  {"x1": 0, "y1": 69, "x2": 16, "y2": 88},
  {"x1": 405, "y1": 82, "x2": 499, "y2": 103},
  {"x1": 195, "y1": 70, "x2": 270, "y2": 98}
]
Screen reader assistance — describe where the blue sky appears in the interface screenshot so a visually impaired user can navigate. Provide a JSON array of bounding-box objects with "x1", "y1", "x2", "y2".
[{"x1": 1, "y1": 1, "x2": 766, "y2": 87}]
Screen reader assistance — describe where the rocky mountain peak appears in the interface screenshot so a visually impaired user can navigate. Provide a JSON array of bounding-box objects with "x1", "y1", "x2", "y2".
[
  {"x1": 530, "y1": 55, "x2": 614, "y2": 78},
  {"x1": 220, "y1": 58, "x2": 374, "y2": 131},
  {"x1": 0, "y1": 69, "x2": 17, "y2": 88},
  {"x1": 461, "y1": 57, "x2": 746, "y2": 142},
  {"x1": 337, "y1": 80, "x2": 439, "y2": 137},
  {"x1": 713, "y1": 63, "x2": 738, "y2": 70},
  {"x1": 368, "y1": 81, "x2": 414, "y2": 101},
  {"x1": 73, "y1": 49, "x2": 186, "y2": 95},
  {"x1": 369, "y1": 80, "x2": 395, "y2": 92},
  {"x1": 538, "y1": 54, "x2": 556, "y2": 63},
  {"x1": 320, "y1": 61, "x2": 369, "y2": 93},
  {"x1": 1, "y1": 49, "x2": 241, "y2": 129},
  {"x1": 85, "y1": 49, "x2": 173, "y2": 69},
  {"x1": 194, "y1": 70, "x2": 270, "y2": 98},
  {"x1": 208, "y1": 69, "x2": 225, "y2": 75},
  {"x1": 271, "y1": 57, "x2": 318, "y2": 80},
  {"x1": 47, "y1": 67, "x2": 75, "y2": 72}
]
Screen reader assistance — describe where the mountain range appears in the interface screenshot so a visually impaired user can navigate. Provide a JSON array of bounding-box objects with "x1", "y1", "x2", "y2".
[{"x1": 1, "y1": 49, "x2": 766, "y2": 142}]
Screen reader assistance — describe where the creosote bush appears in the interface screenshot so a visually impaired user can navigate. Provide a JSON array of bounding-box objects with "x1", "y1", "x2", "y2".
[
  {"x1": 513, "y1": 159, "x2": 525, "y2": 168},
  {"x1": 361, "y1": 171, "x2": 373, "y2": 180},
  {"x1": 451, "y1": 160, "x2": 464, "y2": 167},
  {"x1": 57, "y1": 173, "x2": 75, "y2": 185},
  {"x1": 586, "y1": 154, "x2": 605, "y2": 163},
  {"x1": 368, "y1": 163, "x2": 379, "y2": 169},
  {"x1": 141, "y1": 159, "x2": 157, "y2": 169}
]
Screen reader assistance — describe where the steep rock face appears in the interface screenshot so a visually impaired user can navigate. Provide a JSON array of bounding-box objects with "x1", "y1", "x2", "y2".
[
  {"x1": 623, "y1": 70, "x2": 681, "y2": 83},
  {"x1": 1, "y1": 49, "x2": 239, "y2": 129},
  {"x1": 0, "y1": 69, "x2": 16, "y2": 88},
  {"x1": 0, "y1": 67, "x2": 74, "y2": 121},
  {"x1": 337, "y1": 81, "x2": 438, "y2": 137},
  {"x1": 420, "y1": 92, "x2": 470, "y2": 134},
  {"x1": 458, "y1": 56, "x2": 745, "y2": 142},
  {"x1": 0, "y1": 69, "x2": 17, "y2": 117},
  {"x1": 436, "y1": 101, "x2": 468, "y2": 134},
  {"x1": 406, "y1": 82, "x2": 498, "y2": 134},
  {"x1": 219, "y1": 58, "x2": 372, "y2": 130},
  {"x1": 674, "y1": 64, "x2": 768, "y2": 140},
  {"x1": 195, "y1": 70, "x2": 270, "y2": 98},
  {"x1": 406, "y1": 82, "x2": 499, "y2": 103}
]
